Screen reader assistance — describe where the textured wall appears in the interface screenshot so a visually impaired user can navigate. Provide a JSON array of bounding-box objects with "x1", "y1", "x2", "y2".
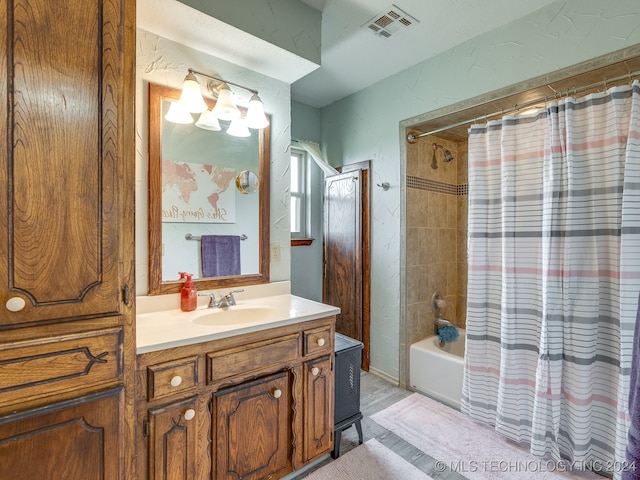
[
  {"x1": 320, "y1": 0, "x2": 640, "y2": 380},
  {"x1": 135, "y1": 29, "x2": 291, "y2": 295}
]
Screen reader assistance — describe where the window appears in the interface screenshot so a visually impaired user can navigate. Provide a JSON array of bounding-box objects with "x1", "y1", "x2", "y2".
[{"x1": 290, "y1": 149, "x2": 309, "y2": 240}]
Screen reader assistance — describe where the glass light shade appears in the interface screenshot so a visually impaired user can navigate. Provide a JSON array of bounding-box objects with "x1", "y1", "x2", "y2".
[
  {"x1": 226, "y1": 117, "x2": 251, "y2": 137},
  {"x1": 213, "y1": 85, "x2": 240, "y2": 121},
  {"x1": 245, "y1": 94, "x2": 269, "y2": 129},
  {"x1": 178, "y1": 72, "x2": 208, "y2": 113},
  {"x1": 195, "y1": 109, "x2": 221, "y2": 131},
  {"x1": 164, "y1": 101, "x2": 194, "y2": 124}
]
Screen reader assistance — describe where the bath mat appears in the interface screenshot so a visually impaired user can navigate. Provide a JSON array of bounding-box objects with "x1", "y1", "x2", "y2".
[
  {"x1": 302, "y1": 438, "x2": 434, "y2": 480},
  {"x1": 371, "y1": 393, "x2": 604, "y2": 480}
]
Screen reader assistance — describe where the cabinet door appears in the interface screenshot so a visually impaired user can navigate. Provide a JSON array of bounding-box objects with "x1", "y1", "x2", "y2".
[
  {"x1": 0, "y1": 388, "x2": 122, "y2": 480},
  {"x1": 303, "y1": 355, "x2": 334, "y2": 462},
  {"x1": 0, "y1": 0, "x2": 131, "y2": 325},
  {"x1": 215, "y1": 371, "x2": 291, "y2": 480},
  {"x1": 147, "y1": 396, "x2": 199, "y2": 480}
]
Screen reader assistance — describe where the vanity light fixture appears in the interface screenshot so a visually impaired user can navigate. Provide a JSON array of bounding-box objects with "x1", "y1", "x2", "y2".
[
  {"x1": 195, "y1": 109, "x2": 222, "y2": 131},
  {"x1": 226, "y1": 117, "x2": 251, "y2": 137},
  {"x1": 164, "y1": 100, "x2": 194, "y2": 124},
  {"x1": 178, "y1": 70, "x2": 208, "y2": 113},
  {"x1": 171, "y1": 68, "x2": 270, "y2": 133}
]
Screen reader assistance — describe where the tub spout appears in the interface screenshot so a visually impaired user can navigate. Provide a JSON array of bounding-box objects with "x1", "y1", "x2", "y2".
[{"x1": 435, "y1": 316, "x2": 451, "y2": 335}]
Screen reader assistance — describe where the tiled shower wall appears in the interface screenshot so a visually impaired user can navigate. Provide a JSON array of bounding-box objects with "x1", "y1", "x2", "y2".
[{"x1": 405, "y1": 135, "x2": 468, "y2": 350}]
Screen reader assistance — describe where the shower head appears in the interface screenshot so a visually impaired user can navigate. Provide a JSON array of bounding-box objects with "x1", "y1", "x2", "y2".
[{"x1": 432, "y1": 143, "x2": 455, "y2": 165}]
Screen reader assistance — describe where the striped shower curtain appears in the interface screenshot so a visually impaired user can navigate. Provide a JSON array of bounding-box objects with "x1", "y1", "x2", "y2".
[{"x1": 462, "y1": 80, "x2": 640, "y2": 478}]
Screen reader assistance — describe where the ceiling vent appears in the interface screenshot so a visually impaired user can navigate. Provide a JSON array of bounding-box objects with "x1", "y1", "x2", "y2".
[{"x1": 362, "y1": 4, "x2": 419, "y2": 38}]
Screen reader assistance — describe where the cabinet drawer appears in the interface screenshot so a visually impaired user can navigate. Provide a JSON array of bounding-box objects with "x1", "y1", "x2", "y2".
[
  {"x1": 207, "y1": 333, "x2": 300, "y2": 383},
  {"x1": 0, "y1": 328, "x2": 122, "y2": 409},
  {"x1": 303, "y1": 326, "x2": 333, "y2": 357},
  {"x1": 147, "y1": 357, "x2": 198, "y2": 401}
]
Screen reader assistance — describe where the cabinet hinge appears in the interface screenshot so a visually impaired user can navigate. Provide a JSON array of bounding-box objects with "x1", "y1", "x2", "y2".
[
  {"x1": 122, "y1": 284, "x2": 130, "y2": 306},
  {"x1": 143, "y1": 419, "x2": 149, "y2": 438}
]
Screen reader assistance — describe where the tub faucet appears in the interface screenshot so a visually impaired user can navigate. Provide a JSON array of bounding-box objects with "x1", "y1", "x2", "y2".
[{"x1": 435, "y1": 316, "x2": 451, "y2": 335}]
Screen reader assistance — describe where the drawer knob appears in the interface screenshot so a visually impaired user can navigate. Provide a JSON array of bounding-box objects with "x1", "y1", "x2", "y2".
[
  {"x1": 311, "y1": 367, "x2": 320, "y2": 376},
  {"x1": 272, "y1": 389, "x2": 282, "y2": 399},
  {"x1": 6, "y1": 297, "x2": 26, "y2": 312},
  {"x1": 317, "y1": 338, "x2": 326, "y2": 347},
  {"x1": 184, "y1": 409, "x2": 196, "y2": 421},
  {"x1": 170, "y1": 375, "x2": 183, "y2": 387}
]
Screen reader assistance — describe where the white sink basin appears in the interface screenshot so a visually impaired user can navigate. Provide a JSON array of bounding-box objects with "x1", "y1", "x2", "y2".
[{"x1": 191, "y1": 306, "x2": 279, "y2": 326}]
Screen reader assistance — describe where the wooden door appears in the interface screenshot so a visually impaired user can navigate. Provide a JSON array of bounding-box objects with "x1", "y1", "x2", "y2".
[
  {"x1": 0, "y1": 0, "x2": 133, "y2": 326},
  {"x1": 214, "y1": 371, "x2": 292, "y2": 480},
  {"x1": 147, "y1": 396, "x2": 199, "y2": 480},
  {"x1": 323, "y1": 162, "x2": 370, "y2": 370},
  {"x1": 303, "y1": 355, "x2": 334, "y2": 462},
  {"x1": 0, "y1": 388, "x2": 122, "y2": 480}
]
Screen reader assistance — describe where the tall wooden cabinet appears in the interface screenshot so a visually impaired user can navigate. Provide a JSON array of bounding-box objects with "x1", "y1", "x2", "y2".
[{"x1": 0, "y1": 0, "x2": 136, "y2": 478}]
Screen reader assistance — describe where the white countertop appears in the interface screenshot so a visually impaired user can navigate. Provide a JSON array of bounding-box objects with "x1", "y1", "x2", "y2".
[{"x1": 136, "y1": 291, "x2": 340, "y2": 354}]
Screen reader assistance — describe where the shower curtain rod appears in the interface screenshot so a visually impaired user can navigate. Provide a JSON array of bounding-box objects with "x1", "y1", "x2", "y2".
[{"x1": 407, "y1": 69, "x2": 640, "y2": 143}]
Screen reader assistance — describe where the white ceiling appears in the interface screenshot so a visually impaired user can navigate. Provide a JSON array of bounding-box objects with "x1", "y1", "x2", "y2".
[{"x1": 293, "y1": 0, "x2": 559, "y2": 108}]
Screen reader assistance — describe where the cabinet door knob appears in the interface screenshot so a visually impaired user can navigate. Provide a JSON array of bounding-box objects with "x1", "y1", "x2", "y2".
[
  {"x1": 5, "y1": 297, "x2": 26, "y2": 312},
  {"x1": 311, "y1": 367, "x2": 320, "y2": 376},
  {"x1": 184, "y1": 409, "x2": 196, "y2": 421},
  {"x1": 170, "y1": 375, "x2": 183, "y2": 387},
  {"x1": 272, "y1": 389, "x2": 282, "y2": 399},
  {"x1": 317, "y1": 338, "x2": 326, "y2": 347}
]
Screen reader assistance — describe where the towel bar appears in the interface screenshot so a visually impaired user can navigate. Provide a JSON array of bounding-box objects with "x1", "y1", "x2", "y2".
[{"x1": 185, "y1": 233, "x2": 247, "y2": 241}]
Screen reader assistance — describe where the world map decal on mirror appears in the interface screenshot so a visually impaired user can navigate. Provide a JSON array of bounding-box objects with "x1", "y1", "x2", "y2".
[{"x1": 162, "y1": 159, "x2": 236, "y2": 223}]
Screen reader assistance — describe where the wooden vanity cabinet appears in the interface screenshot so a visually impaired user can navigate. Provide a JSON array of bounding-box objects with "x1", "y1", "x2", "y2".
[
  {"x1": 215, "y1": 371, "x2": 292, "y2": 480},
  {"x1": 147, "y1": 395, "x2": 200, "y2": 480},
  {"x1": 136, "y1": 316, "x2": 335, "y2": 480},
  {"x1": 0, "y1": 0, "x2": 136, "y2": 478},
  {"x1": 303, "y1": 355, "x2": 334, "y2": 462}
]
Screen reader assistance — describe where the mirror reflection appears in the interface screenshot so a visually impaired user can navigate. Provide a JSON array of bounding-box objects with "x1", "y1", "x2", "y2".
[
  {"x1": 236, "y1": 170, "x2": 259, "y2": 194},
  {"x1": 148, "y1": 83, "x2": 270, "y2": 295}
]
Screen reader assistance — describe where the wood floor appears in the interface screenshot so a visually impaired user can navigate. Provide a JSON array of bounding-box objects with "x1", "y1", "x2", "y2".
[{"x1": 293, "y1": 371, "x2": 469, "y2": 480}]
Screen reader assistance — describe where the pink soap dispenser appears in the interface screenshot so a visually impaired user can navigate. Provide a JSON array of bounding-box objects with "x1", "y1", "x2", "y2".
[{"x1": 180, "y1": 273, "x2": 198, "y2": 312}]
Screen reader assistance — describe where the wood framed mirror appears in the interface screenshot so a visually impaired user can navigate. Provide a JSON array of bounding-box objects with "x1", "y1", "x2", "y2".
[{"x1": 147, "y1": 83, "x2": 270, "y2": 295}]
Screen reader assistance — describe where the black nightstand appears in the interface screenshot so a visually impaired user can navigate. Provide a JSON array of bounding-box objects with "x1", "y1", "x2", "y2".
[{"x1": 332, "y1": 333, "x2": 364, "y2": 458}]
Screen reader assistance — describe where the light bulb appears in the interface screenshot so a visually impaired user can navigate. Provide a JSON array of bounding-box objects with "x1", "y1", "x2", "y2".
[
  {"x1": 195, "y1": 109, "x2": 221, "y2": 131},
  {"x1": 245, "y1": 93, "x2": 269, "y2": 129},
  {"x1": 178, "y1": 71, "x2": 207, "y2": 113},
  {"x1": 164, "y1": 101, "x2": 194, "y2": 124},
  {"x1": 213, "y1": 84, "x2": 240, "y2": 121},
  {"x1": 227, "y1": 117, "x2": 251, "y2": 137}
]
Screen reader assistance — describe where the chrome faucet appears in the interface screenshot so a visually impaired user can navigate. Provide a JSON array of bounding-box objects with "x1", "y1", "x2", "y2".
[
  {"x1": 435, "y1": 316, "x2": 451, "y2": 335},
  {"x1": 198, "y1": 292, "x2": 217, "y2": 308},
  {"x1": 198, "y1": 289, "x2": 244, "y2": 308}
]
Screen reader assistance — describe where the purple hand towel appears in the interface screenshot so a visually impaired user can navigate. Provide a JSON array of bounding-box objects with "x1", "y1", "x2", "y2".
[
  {"x1": 624, "y1": 291, "x2": 640, "y2": 479},
  {"x1": 201, "y1": 235, "x2": 241, "y2": 277}
]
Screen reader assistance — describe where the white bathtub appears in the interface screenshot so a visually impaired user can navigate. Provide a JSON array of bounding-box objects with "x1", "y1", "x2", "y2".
[{"x1": 409, "y1": 330, "x2": 465, "y2": 410}]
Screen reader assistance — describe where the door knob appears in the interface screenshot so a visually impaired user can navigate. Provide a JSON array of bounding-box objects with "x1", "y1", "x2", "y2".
[
  {"x1": 272, "y1": 389, "x2": 282, "y2": 399},
  {"x1": 170, "y1": 375, "x2": 183, "y2": 387},
  {"x1": 317, "y1": 338, "x2": 326, "y2": 347},
  {"x1": 311, "y1": 367, "x2": 320, "y2": 376}
]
